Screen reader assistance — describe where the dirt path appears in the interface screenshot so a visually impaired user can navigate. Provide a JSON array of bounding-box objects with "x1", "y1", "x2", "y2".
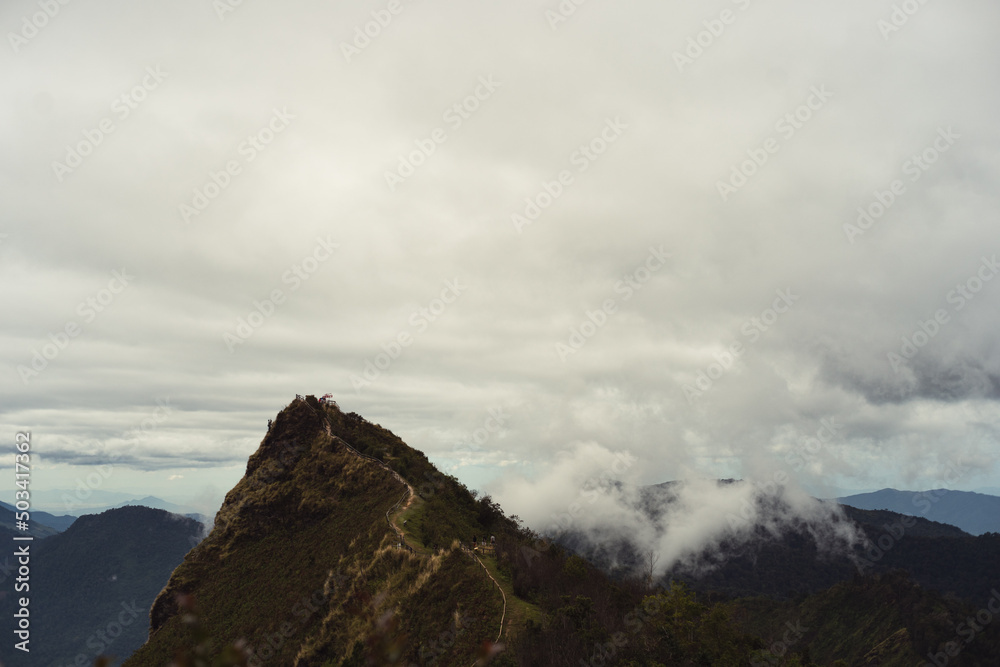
[
  {"x1": 329, "y1": 433, "x2": 416, "y2": 547},
  {"x1": 300, "y1": 397, "x2": 507, "y2": 661},
  {"x1": 471, "y1": 554, "x2": 506, "y2": 644},
  {"x1": 303, "y1": 399, "x2": 417, "y2": 549}
]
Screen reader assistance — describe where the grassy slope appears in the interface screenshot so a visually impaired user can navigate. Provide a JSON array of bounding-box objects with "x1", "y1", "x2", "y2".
[
  {"x1": 394, "y1": 548, "x2": 506, "y2": 666},
  {"x1": 475, "y1": 551, "x2": 544, "y2": 645},
  {"x1": 0, "y1": 506, "x2": 201, "y2": 667},
  {"x1": 126, "y1": 398, "x2": 526, "y2": 666},
  {"x1": 121, "y1": 397, "x2": 1000, "y2": 665},
  {"x1": 730, "y1": 572, "x2": 1000, "y2": 666},
  {"x1": 314, "y1": 402, "x2": 541, "y2": 665},
  {"x1": 124, "y1": 399, "x2": 404, "y2": 666},
  {"x1": 321, "y1": 404, "x2": 490, "y2": 548}
]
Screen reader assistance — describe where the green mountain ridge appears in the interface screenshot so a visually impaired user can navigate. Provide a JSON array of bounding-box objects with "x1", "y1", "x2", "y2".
[
  {"x1": 838, "y1": 488, "x2": 1000, "y2": 536},
  {"x1": 125, "y1": 395, "x2": 519, "y2": 666},
  {"x1": 0, "y1": 505, "x2": 203, "y2": 667},
  {"x1": 120, "y1": 396, "x2": 1000, "y2": 666},
  {"x1": 0, "y1": 500, "x2": 77, "y2": 533}
]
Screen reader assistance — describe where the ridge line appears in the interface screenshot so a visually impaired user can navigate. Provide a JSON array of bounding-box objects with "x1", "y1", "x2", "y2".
[
  {"x1": 298, "y1": 396, "x2": 504, "y2": 663},
  {"x1": 469, "y1": 552, "x2": 506, "y2": 663},
  {"x1": 299, "y1": 396, "x2": 416, "y2": 549}
]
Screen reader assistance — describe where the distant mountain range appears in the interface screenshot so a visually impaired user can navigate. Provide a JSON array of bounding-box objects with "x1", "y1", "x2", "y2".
[
  {"x1": 0, "y1": 501, "x2": 75, "y2": 537},
  {"x1": 557, "y1": 482, "x2": 1000, "y2": 605},
  {"x1": 14, "y1": 488, "x2": 215, "y2": 518},
  {"x1": 103, "y1": 495, "x2": 210, "y2": 525},
  {"x1": 6, "y1": 396, "x2": 998, "y2": 665},
  {"x1": 122, "y1": 396, "x2": 1000, "y2": 666},
  {"x1": 17, "y1": 488, "x2": 175, "y2": 513},
  {"x1": 0, "y1": 495, "x2": 209, "y2": 542},
  {"x1": 838, "y1": 488, "x2": 1000, "y2": 535},
  {"x1": 0, "y1": 506, "x2": 204, "y2": 667}
]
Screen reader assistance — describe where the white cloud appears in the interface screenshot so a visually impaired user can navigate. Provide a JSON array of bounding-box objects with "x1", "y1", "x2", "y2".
[{"x1": 1, "y1": 0, "x2": 998, "y2": 510}]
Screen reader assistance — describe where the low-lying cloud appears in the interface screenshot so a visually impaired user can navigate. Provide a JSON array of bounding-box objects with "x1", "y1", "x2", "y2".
[{"x1": 491, "y1": 447, "x2": 863, "y2": 578}]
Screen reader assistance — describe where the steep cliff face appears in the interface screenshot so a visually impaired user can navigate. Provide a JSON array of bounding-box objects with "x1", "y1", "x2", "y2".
[{"x1": 125, "y1": 396, "x2": 505, "y2": 667}]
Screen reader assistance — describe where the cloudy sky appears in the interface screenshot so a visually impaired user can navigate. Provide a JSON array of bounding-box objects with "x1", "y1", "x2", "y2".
[{"x1": 3, "y1": 0, "x2": 1000, "y2": 519}]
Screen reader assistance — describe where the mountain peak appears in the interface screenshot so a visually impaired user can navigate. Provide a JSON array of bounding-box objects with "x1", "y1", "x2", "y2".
[{"x1": 128, "y1": 395, "x2": 517, "y2": 665}]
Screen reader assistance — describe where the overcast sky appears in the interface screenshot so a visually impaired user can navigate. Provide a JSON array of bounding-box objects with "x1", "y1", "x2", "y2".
[{"x1": 3, "y1": 0, "x2": 1000, "y2": 518}]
